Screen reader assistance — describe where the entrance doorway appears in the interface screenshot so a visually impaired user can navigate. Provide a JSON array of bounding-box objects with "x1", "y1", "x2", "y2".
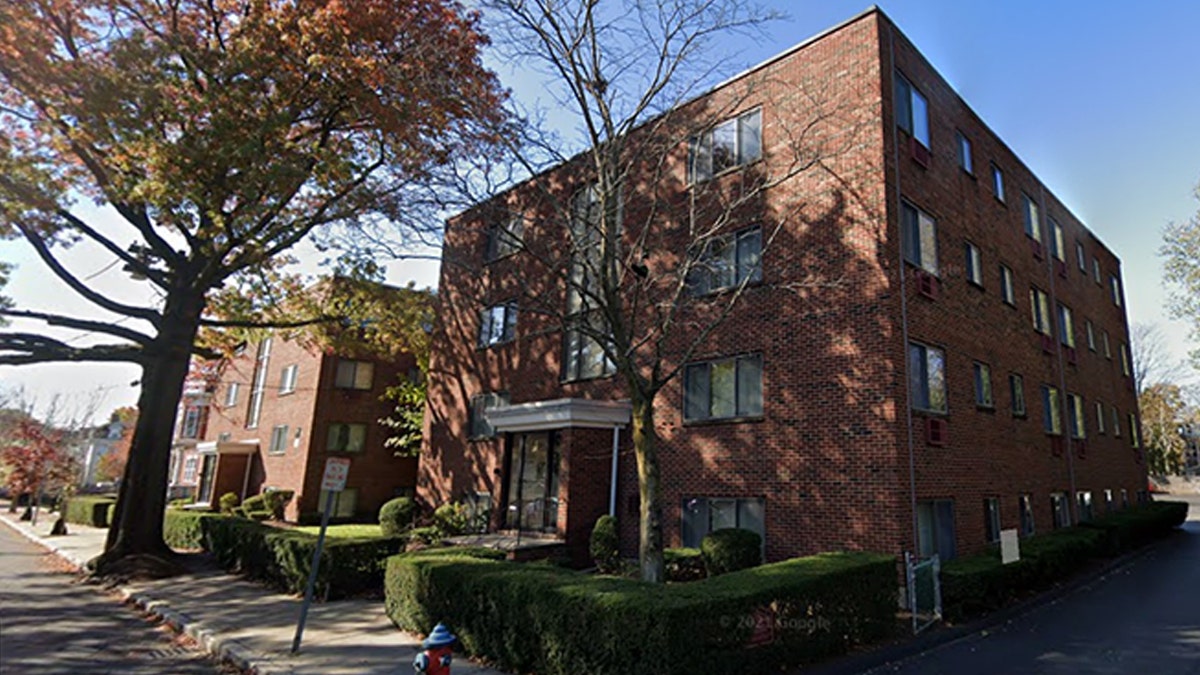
[
  {"x1": 196, "y1": 454, "x2": 217, "y2": 504},
  {"x1": 503, "y1": 432, "x2": 560, "y2": 532}
]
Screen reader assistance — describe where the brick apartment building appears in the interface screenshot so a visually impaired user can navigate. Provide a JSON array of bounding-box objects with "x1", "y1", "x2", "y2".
[
  {"x1": 169, "y1": 335, "x2": 419, "y2": 522},
  {"x1": 419, "y1": 7, "x2": 1147, "y2": 565}
]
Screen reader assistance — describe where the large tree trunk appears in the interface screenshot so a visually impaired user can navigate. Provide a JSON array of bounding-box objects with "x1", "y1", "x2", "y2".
[
  {"x1": 632, "y1": 391, "x2": 665, "y2": 583},
  {"x1": 93, "y1": 290, "x2": 204, "y2": 576}
]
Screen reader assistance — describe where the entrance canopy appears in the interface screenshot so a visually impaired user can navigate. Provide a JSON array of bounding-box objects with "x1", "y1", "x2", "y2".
[
  {"x1": 485, "y1": 398, "x2": 631, "y2": 433},
  {"x1": 195, "y1": 440, "x2": 259, "y2": 455}
]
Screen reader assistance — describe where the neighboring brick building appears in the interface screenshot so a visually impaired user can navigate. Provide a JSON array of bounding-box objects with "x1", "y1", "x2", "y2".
[
  {"x1": 169, "y1": 336, "x2": 420, "y2": 523},
  {"x1": 420, "y1": 7, "x2": 1147, "y2": 566}
]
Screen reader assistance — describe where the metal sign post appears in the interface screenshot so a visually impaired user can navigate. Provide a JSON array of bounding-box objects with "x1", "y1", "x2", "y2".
[{"x1": 291, "y1": 457, "x2": 350, "y2": 654}]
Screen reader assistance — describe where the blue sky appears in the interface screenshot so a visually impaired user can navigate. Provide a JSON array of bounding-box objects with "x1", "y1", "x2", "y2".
[{"x1": 2, "y1": 0, "x2": 1198, "y2": 418}]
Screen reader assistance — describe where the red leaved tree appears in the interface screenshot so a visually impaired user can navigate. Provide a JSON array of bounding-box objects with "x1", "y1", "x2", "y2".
[{"x1": 1, "y1": 417, "x2": 74, "y2": 512}]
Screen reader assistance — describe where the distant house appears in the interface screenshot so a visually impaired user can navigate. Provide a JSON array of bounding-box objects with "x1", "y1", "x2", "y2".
[
  {"x1": 75, "y1": 418, "x2": 126, "y2": 487},
  {"x1": 169, "y1": 334, "x2": 420, "y2": 522}
]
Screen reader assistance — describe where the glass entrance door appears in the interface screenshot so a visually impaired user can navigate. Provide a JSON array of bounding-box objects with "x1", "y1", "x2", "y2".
[
  {"x1": 197, "y1": 454, "x2": 217, "y2": 504},
  {"x1": 503, "y1": 432, "x2": 560, "y2": 532}
]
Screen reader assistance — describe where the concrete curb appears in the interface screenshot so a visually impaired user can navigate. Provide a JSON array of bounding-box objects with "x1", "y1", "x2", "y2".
[{"x1": 0, "y1": 514, "x2": 277, "y2": 675}]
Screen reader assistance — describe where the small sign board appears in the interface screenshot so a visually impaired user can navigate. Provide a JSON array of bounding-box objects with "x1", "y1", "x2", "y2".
[
  {"x1": 320, "y1": 457, "x2": 350, "y2": 492},
  {"x1": 1000, "y1": 528, "x2": 1020, "y2": 565}
]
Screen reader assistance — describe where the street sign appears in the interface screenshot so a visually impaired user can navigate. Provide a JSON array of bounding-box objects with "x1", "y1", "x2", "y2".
[{"x1": 320, "y1": 457, "x2": 350, "y2": 492}]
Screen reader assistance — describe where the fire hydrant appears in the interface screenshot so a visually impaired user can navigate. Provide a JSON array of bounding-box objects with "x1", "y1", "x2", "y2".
[{"x1": 413, "y1": 623, "x2": 456, "y2": 675}]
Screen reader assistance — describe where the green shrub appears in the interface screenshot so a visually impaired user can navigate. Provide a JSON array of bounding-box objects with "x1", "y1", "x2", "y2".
[
  {"x1": 409, "y1": 526, "x2": 443, "y2": 546},
  {"x1": 168, "y1": 498, "x2": 193, "y2": 509},
  {"x1": 379, "y1": 497, "x2": 417, "y2": 538},
  {"x1": 106, "y1": 502, "x2": 117, "y2": 527},
  {"x1": 164, "y1": 509, "x2": 223, "y2": 550},
  {"x1": 664, "y1": 548, "x2": 706, "y2": 582},
  {"x1": 218, "y1": 492, "x2": 240, "y2": 515},
  {"x1": 385, "y1": 550, "x2": 897, "y2": 675},
  {"x1": 701, "y1": 528, "x2": 763, "y2": 576},
  {"x1": 589, "y1": 515, "x2": 620, "y2": 573},
  {"x1": 433, "y1": 502, "x2": 470, "y2": 536},
  {"x1": 262, "y1": 490, "x2": 294, "y2": 520},
  {"x1": 63, "y1": 496, "x2": 116, "y2": 527},
  {"x1": 241, "y1": 494, "x2": 267, "y2": 512}
]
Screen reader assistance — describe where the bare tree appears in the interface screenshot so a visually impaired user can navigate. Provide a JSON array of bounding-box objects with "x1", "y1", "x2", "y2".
[{"x1": 1131, "y1": 322, "x2": 1173, "y2": 394}]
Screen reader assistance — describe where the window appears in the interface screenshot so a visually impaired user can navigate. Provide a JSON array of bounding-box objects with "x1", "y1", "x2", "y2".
[
  {"x1": 1067, "y1": 393, "x2": 1085, "y2": 439},
  {"x1": 224, "y1": 382, "x2": 240, "y2": 407},
  {"x1": 1057, "y1": 304, "x2": 1074, "y2": 348},
  {"x1": 326, "y1": 423, "x2": 367, "y2": 453},
  {"x1": 563, "y1": 313, "x2": 615, "y2": 381},
  {"x1": 973, "y1": 362, "x2": 993, "y2": 408},
  {"x1": 268, "y1": 424, "x2": 289, "y2": 455},
  {"x1": 1076, "y1": 491, "x2": 1093, "y2": 522},
  {"x1": 1050, "y1": 492, "x2": 1071, "y2": 529},
  {"x1": 902, "y1": 201, "x2": 939, "y2": 274},
  {"x1": 688, "y1": 108, "x2": 762, "y2": 183},
  {"x1": 984, "y1": 498, "x2": 1001, "y2": 544},
  {"x1": 894, "y1": 73, "x2": 930, "y2": 147},
  {"x1": 681, "y1": 497, "x2": 765, "y2": 549},
  {"x1": 909, "y1": 342, "x2": 947, "y2": 413},
  {"x1": 1095, "y1": 401, "x2": 1106, "y2": 434},
  {"x1": 1129, "y1": 414, "x2": 1140, "y2": 448},
  {"x1": 1112, "y1": 406, "x2": 1121, "y2": 437},
  {"x1": 964, "y1": 243, "x2": 983, "y2": 286},
  {"x1": 181, "y1": 407, "x2": 202, "y2": 439},
  {"x1": 1093, "y1": 257, "x2": 1102, "y2": 284},
  {"x1": 1076, "y1": 241, "x2": 1086, "y2": 272},
  {"x1": 1119, "y1": 342, "x2": 1131, "y2": 377},
  {"x1": 479, "y1": 302, "x2": 518, "y2": 347},
  {"x1": 1110, "y1": 274, "x2": 1123, "y2": 306},
  {"x1": 1104, "y1": 489, "x2": 1114, "y2": 513},
  {"x1": 182, "y1": 457, "x2": 198, "y2": 483},
  {"x1": 1019, "y1": 494, "x2": 1035, "y2": 536},
  {"x1": 318, "y1": 488, "x2": 358, "y2": 519},
  {"x1": 1085, "y1": 320, "x2": 1096, "y2": 351},
  {"x1": 684, "y1": 354, "x2": 763, "y2": 422},
  {"x1": 335, "y1": 360, "x2": 374, "y2": 390},
  {"x1": 1010, "y1": 374, "x2": 1026, "y2": 417},
  {"x1": 916, "y1": 499, "x2": 956, "y2": 561},
  {"x1": 469, "y1": 392, "x2": 509, "y2": 439},
  {"x1": 1041, "y1": 385, "x2": 1062, "y2": 435},
  {"x1": 486, "y1": 216, "x2": 523, "y2": 261},
  {"x1": 999, "y1": 265, "x2": 1015, "y2": 305},
  {"x1": 1102, "y1": 330, "x2": 1111, "y2": 359},
  {"x1": 246, "y1": 338, "x2": 272, "y2": 429},
  {"x1": 689, "y1": 227, "x2": 762, "y2": 295},
  {"x1": 1030, "y1": 287, "x2": 1052, "y2": 336},
  {"x1": 1022, "y1": 193, "x2": 1041, "y2": 242},
  {"x1": 956, "y1": 131, "x2": 973, "y2": 173},
  {"x1": 991, "y1": 164, "x2": 1005, "y2": 202},
  {"x1": 1049, "y1": 218, "x2": 1064, "y2": 261},
  {"x1": 279, "y1": 364, "x2": 298, "y2": 395}
]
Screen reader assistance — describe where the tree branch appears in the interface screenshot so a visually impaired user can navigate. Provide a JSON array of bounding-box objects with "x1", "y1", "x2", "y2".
[
  {"x1": 54, "y1": 209, "x2": 171, "y2": 289},
  {"x1": 0, "y1": 309, "x2": 154, "y2": 345},
  {"x1": 0, "y1": 333, "x2": 146, "y2": 365}
]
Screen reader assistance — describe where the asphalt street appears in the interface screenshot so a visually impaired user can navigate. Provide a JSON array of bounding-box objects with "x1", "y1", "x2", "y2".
[
  {"x1": 0, "y1": 520, "x2": 226, "y2": 675},
  {"x1": 871, "y1": 497, "x2": 1200, "y2": 675}
]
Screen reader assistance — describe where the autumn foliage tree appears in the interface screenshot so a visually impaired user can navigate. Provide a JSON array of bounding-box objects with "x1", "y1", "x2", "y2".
[
  {"x1": 0, "y1": 417, "x2": 75, "y2": 509},
  {"x1": 0, "y1": 0, "x2": 506, "y2": 575}
]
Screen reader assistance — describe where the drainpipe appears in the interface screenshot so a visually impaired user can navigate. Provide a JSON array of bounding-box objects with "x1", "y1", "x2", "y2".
[
  {"x1": 609, "y1": 425, "x2": 620, "y2": 517},
  {"x1": 1041, "y1": 184, "x2": 1078, "y2": 521}
]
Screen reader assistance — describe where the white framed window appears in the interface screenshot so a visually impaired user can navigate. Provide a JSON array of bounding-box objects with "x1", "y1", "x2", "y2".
[
  {"x1": 326, "y1": 423, "x2": 367, "y2": 453},
  {"x1": 182, "y1": 457, "x2": 198, "y2": 483},
  {"x1": 485, "y1": 216, "x2": 523, "y2": 261},
  {"x1": 681, "y1": 497, "x2": 765, "y2": 549},
  {"x1": 1050, "y1": 492, "x2": 1071, "y2": 529},
  {"x1": 688, "y1": 108, "x2": 762, "y2": 183},
  {"x1": 1050, "y1": 218, "x2": 1065, "y2": 261},
  {"x1": 689, "y1": 227, "x2": 762, "y2": 295},
  {"x1": 224, "y1": 382, "x2": 240, "y2": 407},
  {"x1": 1076, "y1": 491, "x2": 1093, "y2": 522},
  {"x1": 894, "y1": 72, "x2": 930, "y2": 147},
  {"x1": 335, "y1": 360, "x2": 374, "y2": 390},
  {"x1": 1085, "y1": 320, "x2": 1096, "y2": 351},
  {"x1": 1030, "y1": 287, "x2": 1052, "y2": 336},
  {"x1": 318, "y1": 488, "x2": 358, "y2": 519},
  {"x1": 1102, "y1": 330, "x2": 1112, "y2": 359},
  {"x1": 999, "y1": 265, "x2": 1015, "y2": 305},
  {"x1": 279, "y1": 364, "x2": 298, "y2": 395},
  {"x1": 991, "y1": 164, "x2": 1005, "y2": 202},
  {"x1": 1095, "y1": 401, "x2": 1106, "y2": 434},
  {"x1": 973, "y1": 362, "x2": 993, "y2": 408},
  {"x1": 181, "y1": 407, "x2": 202, "y2": 439},
  {"x1": 1010, "y1": 374, "x2": 1026, "y2": 417},
  {"x1": 902, "y1": 201, "x2": 939, "y2": 275},
  {"x1": 684, "y1": 354, "x2": 763, "y2": 422},
  {"x1": 469, "y1": 392, "x2": 509, "y2": 439},
  {"x1": 1022, "y1": 193, "x2": 1041, "y2": 242},
  {"x1": 1093, "y1": 257, "x2": 1102, "y2": 284},
  {"x1": 984, "y1": 497, "x2": 1001, "y2": 544},
  {"x1": 1119, "y1": 342, "x2": 1131, "y2": 377},
  {"x1": 909, "y1": 342, "x2": 947, "y2": 413},
  {"x1": 1076, "y1": 241, "x2": 1086, "y2": 272},
  {"x1": 268, "y1": 424, "x2": 289, "y2": 455},
  {"x1": 1104, "y1": 489, "x2": 1114, "y2": 513},
  {"x1": 479, "y1": 302, "x2": 518, "y2": 347},
  {"x1": 563, "y1": 312, "x2": 615, "y2": 381},
  {"x1": 1019, "y1": 494, "x2": 1034, "y2": 536},
  {"x1": 1067, "y1": 393, "x2": 1086, "y2": 439},
  {"x1": 965, "y1": 242, "x2": 983, "y2": 286},
  {"x1": 1042, "y1": 385, "x2": 1062, "y2": 436},
  {"x1": 916, "y1": 499, "x2": 956, "y2": 561},
  {"x1": 1110, "y1": 274, "x2": 1123, "y2": 306},
  {"x1": 956, "y1": 131, "x2": 973, "y2": 173},
  {"x1": 1112, "y1": 406, "x2": 1121, "y2": 437},
  {"x1": 1057, "y1": 304, "x2": 1074, "y2": 348},
  {"x1": 246, "y1": 338, "x2": 272, "y2": 429},
  {"x1": 1130, "y1": 414, "x2": 1141, "y2": 448}
]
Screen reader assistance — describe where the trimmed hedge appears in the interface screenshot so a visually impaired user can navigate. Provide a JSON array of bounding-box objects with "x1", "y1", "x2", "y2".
[
  {"x1": 64, "y1": 496, "x2": 116, "y2": 527},
  {"x1": 164, "y1": 509, "x2": 222, "y2": 550},
  {"x1": 385, "y1": 550, "x2": 897, "y2": 675},
  {"x1": 701, "y1": 528, "x2": 763, "y2": 576},
  {"x1": 664, "y1": 548, "x2": 705, "y2": 582},
  {"x1": 942, "y1": 501, "x2": 1188, "y2": 622},
  {"x1": 379, "y1": 497, "x2": 417, "y2": 538},
  {"x1": 589, "y1": 515, "x2": 620, "y2": 573}
]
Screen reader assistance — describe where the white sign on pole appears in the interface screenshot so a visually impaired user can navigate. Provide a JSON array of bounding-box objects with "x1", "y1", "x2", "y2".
[
  {"x1": 1000, "y1": 528, "x2": 1020, "y2": 565},
  {"x1": 320, "y1": 457, "x2": 350, "y2": 492}
]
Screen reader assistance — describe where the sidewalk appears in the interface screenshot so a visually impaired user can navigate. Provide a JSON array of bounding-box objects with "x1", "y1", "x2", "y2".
[{"x1": 0, "y1": 506, "x2": 503, "y2": 675}]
